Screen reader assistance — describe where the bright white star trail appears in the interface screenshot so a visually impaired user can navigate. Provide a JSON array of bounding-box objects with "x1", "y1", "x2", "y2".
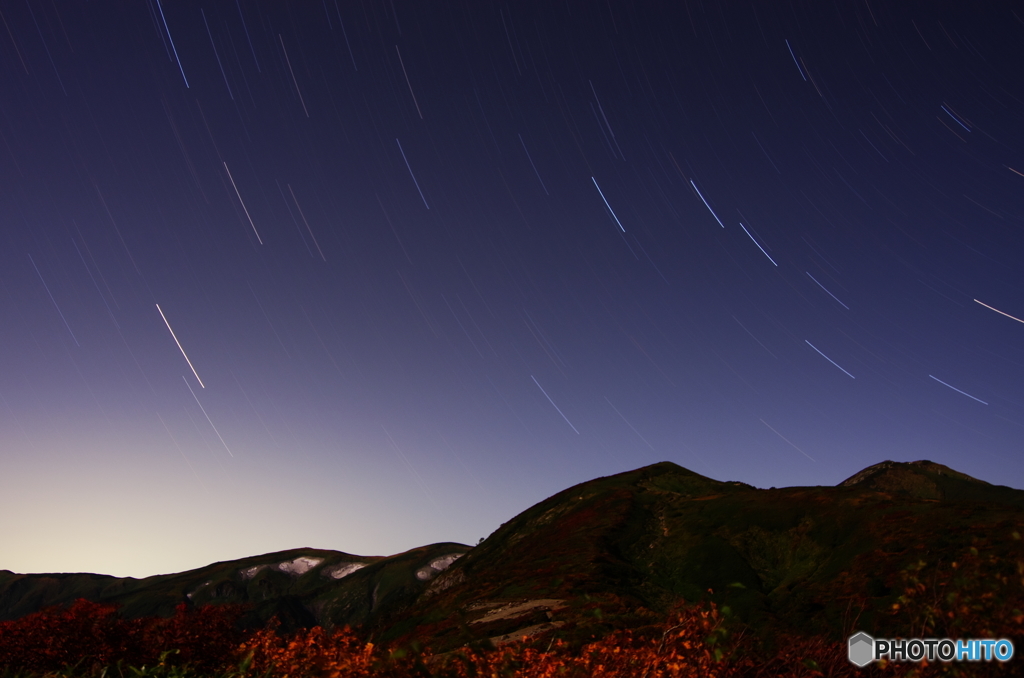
[
  {"x1": 929, "y1": 375, "x2": 988, "y2": 405},
  {"x1": 690, "y1": 179, "x2": 725, "y2": 228},
  {"x1": 739, "y1": 223, "x2": 777, "y2": 266},
  {"x1": 532, "y1": 375, "x2": 580, "y2": 435},
  {"x1": 156, "y1": 304, "x2": 205, "y2": 388},
  {"x1": 805, "y1": 340, "x2": 856, "y2": 379},
  {"x1": 592, "y1": 177, "x2": 626, "y2": 232},
  {"x1": 974, "y1": 299, "x2": 1024, "y2": 325},
  {"x1": 807, "y1": 272, "x2": 849, "y2": 309}
]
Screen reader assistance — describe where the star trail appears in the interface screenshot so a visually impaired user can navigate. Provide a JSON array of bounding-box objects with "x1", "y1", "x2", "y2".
[{"x1": 1, "y1": 1, "x2": 1022, "y2": 578}]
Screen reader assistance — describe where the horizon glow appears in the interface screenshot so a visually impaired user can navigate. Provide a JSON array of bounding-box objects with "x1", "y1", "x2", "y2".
[{"x1": 1, "y1": 1, "x2": 1023, "y2": 578}]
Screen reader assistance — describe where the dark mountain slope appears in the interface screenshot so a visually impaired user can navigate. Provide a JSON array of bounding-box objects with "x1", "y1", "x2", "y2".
[
  {"x1": 3, "y1": 460, "x2": 1021, "y2": 653},
  {"x1": 386, "y1": 460, "x2": 1024, "y2": 650},
  {"x1": 0, "y1": 544, "x2": 471, "y2": 633}
]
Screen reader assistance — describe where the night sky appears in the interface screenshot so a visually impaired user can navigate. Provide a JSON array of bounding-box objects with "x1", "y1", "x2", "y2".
[{"x1": 3, "y1": 1, "x2": 1024, "y2": 579}]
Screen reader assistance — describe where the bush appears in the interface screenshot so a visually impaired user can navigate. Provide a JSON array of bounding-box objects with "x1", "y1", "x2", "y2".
[{"x1": 0, "y1": 599, "x2": 250, "y2": 675}]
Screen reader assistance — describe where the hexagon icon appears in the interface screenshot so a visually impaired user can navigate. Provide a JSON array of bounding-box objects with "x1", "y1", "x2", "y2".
[{"x1": 848, "y1": 632, "x2": 874, "y2": 667}]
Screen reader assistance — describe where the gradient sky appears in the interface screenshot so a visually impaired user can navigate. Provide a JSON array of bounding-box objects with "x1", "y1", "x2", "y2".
[{"x1": 2, "y1": 1, "x2": 1023, "y2": 579}]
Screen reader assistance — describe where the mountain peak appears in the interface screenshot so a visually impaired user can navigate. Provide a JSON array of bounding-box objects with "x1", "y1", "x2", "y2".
[
  {"x1": 835, "y1": 459, "x2": 1004, "y2": 502},
  {"x1": 839, "y1": 459, "x2": 986, "y2": 487}
]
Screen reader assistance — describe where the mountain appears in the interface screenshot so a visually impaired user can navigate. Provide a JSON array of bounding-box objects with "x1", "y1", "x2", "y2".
[
  {"x1": 394, "y1": 459, "x2": 1024, "y2": 650},
  {"x1": 3, "y1": 460, "x2": 1022, "y2": 651},
  {"x1": 0, "y1": 543, "x2": 470, "y2": 633}
]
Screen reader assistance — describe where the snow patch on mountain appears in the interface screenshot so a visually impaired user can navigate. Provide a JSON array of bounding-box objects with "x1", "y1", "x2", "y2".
[
  {"x1": 415, "y1": 553, "x2": 463, "y2": 581},
  {"x1": 323, "y1": 562, "x2": 367, "y2": 579},
  {"x1": 240, "y1": 565, "x2": 268, "y2": 580},
  {"x1": 277, "y1": 556, "x2": 323, "y2": 576}
]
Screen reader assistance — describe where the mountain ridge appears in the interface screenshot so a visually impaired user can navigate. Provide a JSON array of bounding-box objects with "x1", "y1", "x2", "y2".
[{"x1": 3, "y1": 459, "x2": 1022, "y2": 650}]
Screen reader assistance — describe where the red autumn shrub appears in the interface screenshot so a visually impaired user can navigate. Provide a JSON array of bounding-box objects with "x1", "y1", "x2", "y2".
[
  {"x1": 0, "y1": 598, "x2": 251, "y2": 674},
  {"x1": 0, "y1": 599, "x2": 135, "y2": 672},
  {"x1": 232, "y1": 601, "x2": 754, "y2": 678},
  {"x1": 140, "y1": 602, "x2": 253, "y2": 672}
]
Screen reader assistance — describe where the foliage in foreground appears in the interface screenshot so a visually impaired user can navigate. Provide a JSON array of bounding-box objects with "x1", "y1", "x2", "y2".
[
  {"x1": 1, "y1": 541, "x2": 1021, "y2": 678},
  {"x1": 0, "y1": 599, "x2": 249, "y2": 675}
]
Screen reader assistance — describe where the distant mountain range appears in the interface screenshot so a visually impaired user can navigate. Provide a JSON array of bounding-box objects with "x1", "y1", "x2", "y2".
[{"x1": 3, "y1": 460, "x2": 1023, "y2": 652}]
